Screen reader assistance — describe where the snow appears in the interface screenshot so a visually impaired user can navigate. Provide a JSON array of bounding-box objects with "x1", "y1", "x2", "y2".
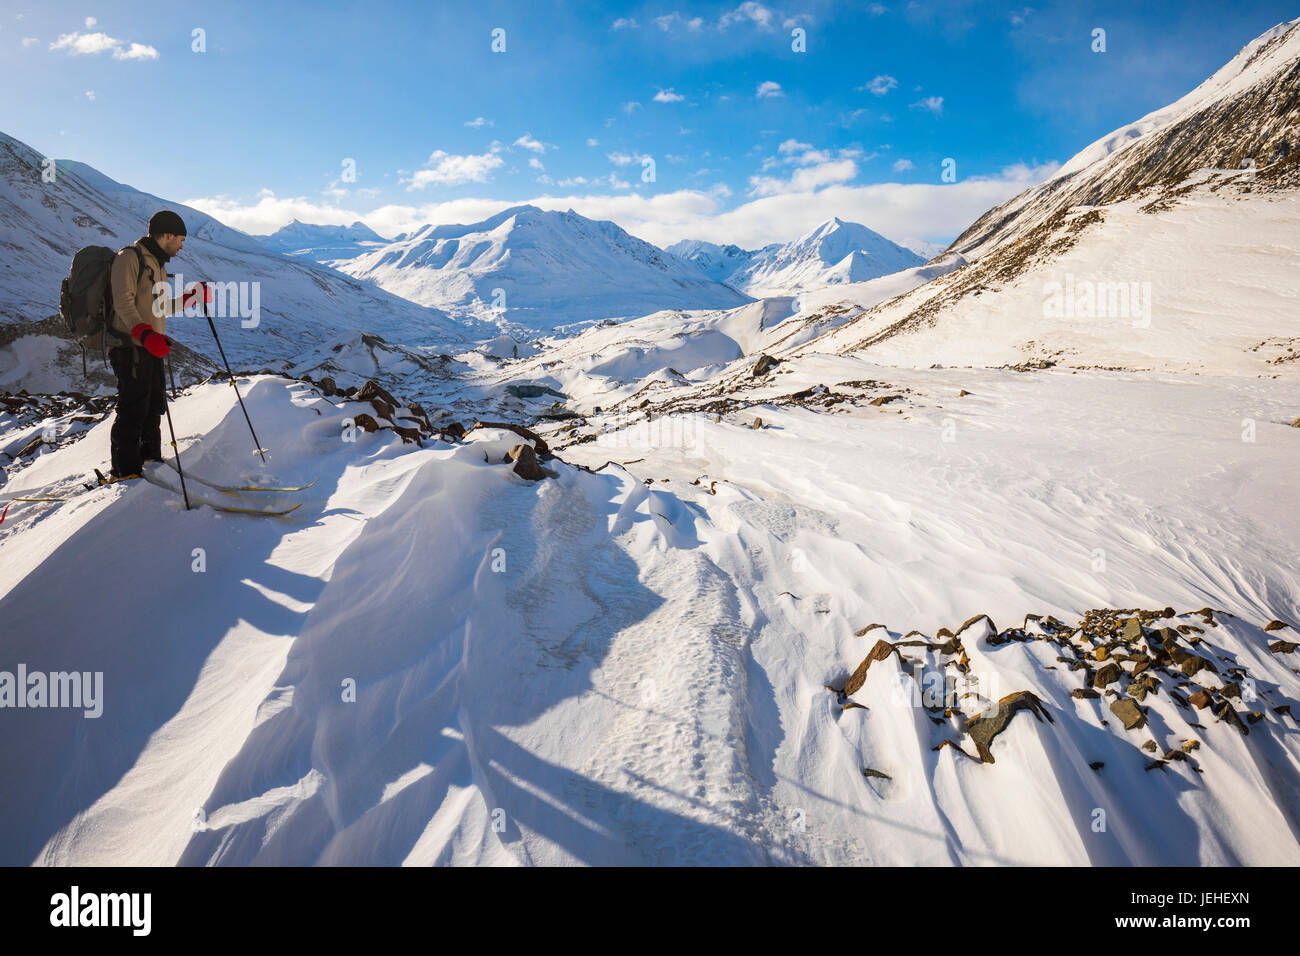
[
  {"x1": 335, "y1": 204, "x2": 751, "y2": 333},
  {"x1": 666, "y1": 218, "x2": 926, "y2": 296},
  {"x1": 2, "y1": 358, "x2": 1296, "y2": 865},
  {"x1": 1, "y1": 16, "x2": 1297, "y2": 869},
  {"x1": 0, "y1": 131, "x2": 472, "y2": 369}
]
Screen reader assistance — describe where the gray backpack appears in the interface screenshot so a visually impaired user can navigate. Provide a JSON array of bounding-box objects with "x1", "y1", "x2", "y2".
[{"x1": 59, "y1": 245, "x2": 152, "y2": 373}]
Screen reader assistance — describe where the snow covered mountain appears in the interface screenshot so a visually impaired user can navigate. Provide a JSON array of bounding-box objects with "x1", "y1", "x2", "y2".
[
  {"x1": 778, "y1": 17, "x2": 1300, "y2": 374},
  {"x1": 662, "y1": 238, "x2": 764, "y2": 285},
  {"x1": 666, "y1": 218, "x2": 926, "y2": 296},
  {"x1": 0, "y1": 130, "x2": 471, "y2": 377},
  {"x1": 257, "y1": 218, "x2": 387, "y2": 262},
  {"x1": 335, "y1": 204, "x2": 752, "y2": 332}
]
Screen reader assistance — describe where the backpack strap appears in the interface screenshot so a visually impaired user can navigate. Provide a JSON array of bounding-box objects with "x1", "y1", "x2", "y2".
[{"x1": 106, "y1": 245, "x2": 155, "y2": 348}]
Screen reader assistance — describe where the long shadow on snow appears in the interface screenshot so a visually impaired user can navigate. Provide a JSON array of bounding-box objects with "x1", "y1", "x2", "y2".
[
  {"x1": 178, "y1": 453, "x2": 777, "y2": 865},
  {"x1": 0, "y1": 391, "x2": 344, "y2": 866}
]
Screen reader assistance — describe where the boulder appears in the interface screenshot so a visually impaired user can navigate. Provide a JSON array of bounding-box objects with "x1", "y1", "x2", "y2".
[
  {"x1": 1071, "y1": 688, "x2": 1100, "y2": 699},
  {"x1": 965, "y1": 690, "x2": 1054, "y2": 764},
  {"x1": 1108, "y1": 697, "x2": 1146, "y2": 730},
  {"x1": 1188, "y1": 688, "x2": 1214, "y2": 710},
  {"x1": 1093, "y1": 662, "x2": 1122, "y2": 688},
  {"x1": 752, "y1": 354, "x2": 779, "y2": 377},
  {"x1": 508, "y1": 443, "x2": 549, "y2": 481}
]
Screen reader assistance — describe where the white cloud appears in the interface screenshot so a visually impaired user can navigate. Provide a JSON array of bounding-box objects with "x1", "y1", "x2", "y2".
[
  {"x1": 586, "y1": 138, "x2": 599, "y2": 147},
  {"x1": 608, "y1": 151, "x2": 650, "y2": 167},
  {"x1": 611, "y1": 18, "x2": 639, "y2": 30},
  {"x1": 653, "y1": 88, "x2": 685, "y2": 103},
  {"x1": 777, "y1": 139, "x2": 813, "y2": 154},
  {"x1": 862, "y1": 74, "x2": 897, "y2": 96},
  {"x1": 911, "y1": 96, "x2": 943, "y2": 115},
  {"x1": 50, "y1": 31, "x2": 118, "y2": 55},
  {"x1": 513, "y1": 133, "x2": 547, "y2": 153},
  {"x1": 21, "y1": 37, "x2": 37, "y2": 48},
  {"x1": 528, "y1": 157, "x2": 544, "y2": 170},
  {"x1": 85, "y1": 90, "x2": 95, "y2": 101},
  {"x1": 114, "y1": 42, "x2": 158, "y2": 60},
  {"x1": 655, "y1": 12, "x2": 704, "y2": 31},
  {"x1": 893, "y1": 158, "x2": 913, "y2": 171},
  {"x1": 403, "y1": 148, "x2": 505, "y2": 189},
  {"x1": 748, "y1": 159, "x2": 858, "y2": 197},
  {"x1": 719, "y1": 2, "x2": 775, "y2": 30},
  {"x1": 464, "y1": 116, "x2": 493, "y2": 128},
  {"x1": 868, "y1": 3, "x2": 888, "y2": 14},
  {"x1": 756, "y1": 81, "x2": 783, "y2": 99},
  {"x1": 84, "y1": 17, "x2": 96, "y2": 28},
  {"x1": 50, "y1": 30, "x2": 158, "y2": 60},
  {"x1": 622, "y1": 101, "x2": 642, "y2": 113},
  {"x1": 186, "y1": 163, "x2": 1058, "y2": 262}
]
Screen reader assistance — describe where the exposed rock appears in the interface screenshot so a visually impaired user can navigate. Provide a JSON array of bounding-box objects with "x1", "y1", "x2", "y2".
[
  {"x1": 391, "y1": 425, "x2": 423, "y2": 446},
  {"x1": 1262, "y1": 620, "x2": 1289, "y2": 631},
  {"x1": 869, "y1": 394, "x2": 904, "y2": 406},
  {"x1": 1189, "y1": 688, "x2": 1214, "y2": 709},
  {"x1": 855, "y1": 623, "x2": 887, "y2": 637},
  {"x1": 838, "y1": 639, "x2": 899, "y2": 696},
  {"x1": 1109, "y1": 697, "x2": 1146, "y2": 730},
  {"x1": 1089, "y1": 761, "x2": 1104, "y2": 771},
  {"x1": 1182, "y1": 739, "x2": 1201, "y2": 753},
  {"x1": 441, "y1": 421, "x2": 466, "y2": 441},
  {"x1": 1093, "y1": 662, "x2": 1122, "y2": 688},
  {"x1": 318, "y1": 376, "x2": 337, "y2": 396},
  {"x1": 751, "y1": 417, "x2": 763, "y2": 429},
  {"x1": 1269, "y1": 639, "x2": 1299, "y2": 653},
  {"x1": 1213, "y1": 700, "x2": 1248, "y2": 735},
  {"x1": 955, "y1": 613, "x2": 997, "y2": 641},
  {"x1": 356, "y1": 379, "x2": 401, "y2": 417},
  {"x1": 965, "y1": 690, "x2": 1054, "y2": 764},
  {"x1": 1120, "y1": 617, "x2": 1143, "y2": 642},
  {"x1": 1071, "y1": 688, "x2": 1100, "y2": 699},
  {"x1": 861, "y1": 767, "x2": 891, "y2": 780},
  {"x1": 752, "y1": 354, "x2": 779, "y2": 377},
  {"x1": 350, "y1": 412, "x2": 380, "y2": 433},
  {"x1": 1142, "y1": 740, "x2": 1158, "y2": 752},
  {"x1": 467, "y1": 421, "x2": 550, "y2": 457},
  {"x1": 508, "y1": 443, "x2": 550, "y2": 481}
]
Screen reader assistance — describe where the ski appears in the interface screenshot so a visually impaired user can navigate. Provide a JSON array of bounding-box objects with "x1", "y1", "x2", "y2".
[
  {"x1": 159, "y1": 457, "x2": 319, "y2": 494},
  {"x1": 141, "y1": 464, "x2": 303, "y2": 516}
]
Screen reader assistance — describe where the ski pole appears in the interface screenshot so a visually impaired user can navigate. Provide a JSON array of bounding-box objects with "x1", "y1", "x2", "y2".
[
  {"x1": 202, "y1": 293, "x2": 267, "y2": 463},
  {"x1": 166, "y1": 351, "x2": 178, "y2": 401},
  {"x1": 160, "y1": 351, "x2": 192, "y2": 510}
]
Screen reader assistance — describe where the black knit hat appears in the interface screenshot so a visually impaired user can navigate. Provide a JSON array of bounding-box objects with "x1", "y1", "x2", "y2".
[{"x1": 148, "y1": 210, "x2": 187, "y2": 237}]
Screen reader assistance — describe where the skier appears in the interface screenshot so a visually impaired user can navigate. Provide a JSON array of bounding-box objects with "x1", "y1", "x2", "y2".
[{"x1": 107, "y1": 210, "x2": 210, "y2": 479}]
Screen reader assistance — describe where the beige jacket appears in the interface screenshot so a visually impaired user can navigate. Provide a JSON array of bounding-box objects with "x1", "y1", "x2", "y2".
[{"x1": 109, "y1": 239, "x2": 185, "y2": 345}]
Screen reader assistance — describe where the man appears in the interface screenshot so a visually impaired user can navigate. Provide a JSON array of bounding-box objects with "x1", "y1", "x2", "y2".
[{"x1": 107, "y1": 210, "x2": 210, "y2": 479}]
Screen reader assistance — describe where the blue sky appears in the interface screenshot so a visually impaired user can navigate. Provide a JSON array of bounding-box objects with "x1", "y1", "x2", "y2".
[{"x1": 1, "y1": 1, "x2": 1295, "y2": 248}]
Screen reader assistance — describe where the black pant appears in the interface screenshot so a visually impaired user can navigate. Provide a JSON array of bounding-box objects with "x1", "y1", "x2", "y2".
[{"x1": 109, "y1": 346, "x2": 166, "y2": 477}]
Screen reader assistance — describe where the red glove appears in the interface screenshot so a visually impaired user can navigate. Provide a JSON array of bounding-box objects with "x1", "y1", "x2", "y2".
[
  {"x1": 182, "y1": 282, "x2": 213, "y2": 307},
  {"x1": 132, "y1": 323, "x2": 171, "y2": 358}
]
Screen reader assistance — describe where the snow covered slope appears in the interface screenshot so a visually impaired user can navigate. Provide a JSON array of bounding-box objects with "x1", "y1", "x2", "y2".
[
  {"x1": 785, "y1": 18, "x2": 1300, "y2": 375},
  {"x1": 256, "y1": 219, "x2": 387, "y2": 263},
  {"x1": 0, "y1": 131, "x2": 470, "y2": 373},
  {"x1": 1, "y1": 361, "x2": 1296, "y2": 866},
  {"x1": 952, "y1": 17, "x2": 1300, "y2": 261},
  {"x1": 666, "y1": 219, "x2": 926, "y2": 296},
  {"x1": 336, "y1": 204, "x2": 752, "y2": 333}
]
